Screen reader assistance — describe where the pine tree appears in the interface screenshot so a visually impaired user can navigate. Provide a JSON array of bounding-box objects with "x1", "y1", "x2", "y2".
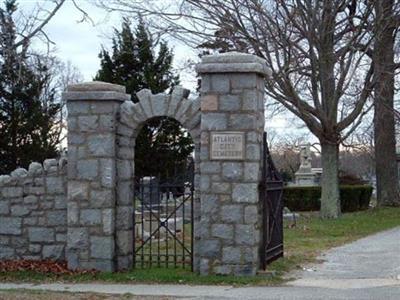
[
  {"x1": 0, "y1": 0, "x2": 61, "y2": 174},
  {"x1": 95, "y1": 18, "x2": 193, "y2": 179}
]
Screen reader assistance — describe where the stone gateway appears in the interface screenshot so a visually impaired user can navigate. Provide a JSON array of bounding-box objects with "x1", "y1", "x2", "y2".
[{"x1": 0, "y1": 52, "x2": 274, "y2": 276}]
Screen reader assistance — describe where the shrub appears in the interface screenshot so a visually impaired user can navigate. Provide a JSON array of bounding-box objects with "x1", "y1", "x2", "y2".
[
  {"x1": 338, "y1": 171, "x2": 368, "y2": 185},
  {"x1": 283, "y1": 185, "x2": 373, "y2": 212}
]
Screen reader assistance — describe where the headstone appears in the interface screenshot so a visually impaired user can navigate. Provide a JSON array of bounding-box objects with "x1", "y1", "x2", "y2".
[{"x1": 140, "y1": 177, "x2": 160, "y2": 207}]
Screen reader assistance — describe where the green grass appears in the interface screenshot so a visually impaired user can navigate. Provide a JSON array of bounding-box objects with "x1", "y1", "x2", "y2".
[
  {"x1": 0, "y1": 268, "x2": 281, "y2": 286},
  {"x1": 0, "y1": 207, "x2": 399, "y2": 286}
]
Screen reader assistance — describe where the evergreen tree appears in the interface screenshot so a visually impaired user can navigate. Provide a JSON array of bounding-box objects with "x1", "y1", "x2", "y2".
[
  {"x1": 95, "y1": 18, "x2": 193, "y2": 179},
  {"x1": 95, "y1": 18, "x2": 179, "y2": 102},
  {"x1": 0, "y1": 0, "x2": 61, "y2": 174}
]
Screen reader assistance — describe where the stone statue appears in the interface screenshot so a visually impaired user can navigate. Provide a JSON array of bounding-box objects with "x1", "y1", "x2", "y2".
[
  {"x1": 294, "y1": 144, "x2": 317, "y2": 186},
  {"x1": 299, "y1": 144, "x2": 312, "y2": 172}
]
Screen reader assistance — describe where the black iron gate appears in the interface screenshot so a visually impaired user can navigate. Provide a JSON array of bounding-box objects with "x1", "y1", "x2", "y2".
[
  {"x1": 133, "y1": 160, "x2": 194, "y2": 270},
  {"x1": 259, "y1": 132, "x2": 284, "y2": 270}
]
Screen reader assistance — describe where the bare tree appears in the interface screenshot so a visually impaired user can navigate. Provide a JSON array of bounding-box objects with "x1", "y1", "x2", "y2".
[
  {"x1": 373, "y1": 0, "x2": 400, "y2": 207},
  {"x1": 98, "y1": 0, "x2": 376, "y2": 218}
]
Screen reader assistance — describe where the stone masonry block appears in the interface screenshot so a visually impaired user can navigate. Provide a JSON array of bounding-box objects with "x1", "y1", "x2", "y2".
[
  {"x1": 211, "y1": 74, "x2": 230, "y2": 93},
  {"x1": 201, "y1": 113, "x2": 228, "y2": 131},
  {"x1": 68, "y1": 181, "x2": 89, "y2": 201},
  {"x1": 47, "y1": 210, "x2": 67, "y2": 226},
  {"x1": 116, "y1": 181, "x2": 132, "y2": 206},
  {"x1": 229, "y1": 114, "x2": 256, "y2": 130},
  {"x1": 80, "y1": 209, "x2": 102, "y2": 226},
  {"x1": 10, "y1": 205, "x2": 30, "y2": 217},
  {"x1": 99, "y1": 115, "x2": 114, "y2": 130},
  {"x1": 198, "y1": 239, "x2": 220, "y2": 258},
  {"x1": 67, "y1": 227, "x2": 89, "y2": 250},
  {"x1": 211, "y1": 224, "x2": 233, "y2": 240},
  {"x1": 91, "y1": 102, "x2": 116, "y2": 114},
  {"x1": 200, "y1": 175, "x2": 210, "y2": 192},
  {"x1": 54, "y1": 196, "x2": 66, "y2": 209},
  {"x1": 116, "y1": 230, "x2": 133, "y2": 255},
  {"x1": 67, "y1": 102, "x2": 90, "y2": 115},
  {"x1": 77, "y1": 160, "x2": 99, "y2": 180},
  {"x1": 0, "y1": 217, "x2": 22, "y2": 235},
  {"x1": 233, "y1": 264, "x2": 257, "y2": 276},
  {"x1": 68, "y1": 133, "x2": 85, "y2": 145},
  {"x1": 116, "y1": 206, "x2": 133, "y2": 230},
  {"x1": 200, "y1": 162, "x2": 221, "y2": 174},
  {"x1": 232, "y1": 183, "x2": 258, "y2": 203},
  {"x1": 211, "y1": 182, "x2": 230, "y2": 194},
  {"x1": 242, "y1": 246, "x2": 258, "y2": 263},
  {"x1": 201, "y1": 95, "x2": 218, "y2": 111},
  {"x1": 222, "y1": 162, "x2": 243, "y2": 181},
  {"x1": 0, "y1": 201, "x2": 9, "y2": 214},
  {"x1": 0, "y1": 247, "x2": 15, "y2": 259},
  {"x1": 244, "y1": 205, "x2": 259, "y2": 224},
  {"x1": 235, "y1": 224, "x2": 258, "y2": 246},
  {"x1": 230, "y1": 73, "x2": 258, "y2": 89},
  {"x1": 88, "y1": 134, "x2": 115, "y2": 157},
  {"x1": 102, "y1": 208, "x2": 114, "y2": 235},
  {"x1": 242, "y1": 90, "x2": 258, "y2": 110},
  {"x1": 222, "y1": 246, "x2": 241, "y2": 264},
  {"x1": 152, "y1": 93, "x2": 168, "y2": 116},
  {"x1": 90, "y1": 189, "x2": 114, "y2": 208},
  {"x1": 116, "y1": 159, "x2": 132, "y2": 180},
  {"x1": 90, "y1": 236, "x2": 114, "y2": 259},
  {"x1": 100, "y1": 159, "x2": 116, "y2": 188},
  {"x1": 43, "y1": 245, "x2": 65, "y2": 260},
  {"x1": 29, "y1": 228, "x2": 54, "y2": 243},
  {"x1": 1, "y1": 187, "x2": 23, "y2": 198},
  {"x1": 220, "y1": 205, "x2": 242, "y2": 223},
  {"x1": 214, "y1": 264, "x2": 232, "y2": 275},
  {"x1": 78, "y1": 115, "x2": 98, "y2": 132},
  {"x1": 67, "y1": 202, "x2": 79, "y2": 225},
  {"x1": 219, "y1": 94, "x2": 241, "y2": 111},
  {"x1": 244, "y1": 162, "x2": 259, "y2": 182},
  {"x1": 246, "y1": 144, "x2": 261, "y2": 161},
  {"x1": 200, "y1": 195, "x2": 219, "y2": 215},
  {"x1": 46, "y1": 177, "x2": 64, "y2": 194}
]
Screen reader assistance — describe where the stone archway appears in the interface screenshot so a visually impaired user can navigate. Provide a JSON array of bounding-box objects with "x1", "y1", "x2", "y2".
[
  {"x1": 64, "y1": 52, "x2": 270, "y2": 275},
  {"x1": 114, "y1": 87, "x2": 201, "y2": 270}
]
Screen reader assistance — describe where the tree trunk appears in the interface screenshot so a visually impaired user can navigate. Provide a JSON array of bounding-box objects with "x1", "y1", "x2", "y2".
[
  {"x1": 373, "y1": 0, "x2": 400, "y2": 207},
  {"x1": 320, "y1": 142, "x2": 341, "y2": 218}
]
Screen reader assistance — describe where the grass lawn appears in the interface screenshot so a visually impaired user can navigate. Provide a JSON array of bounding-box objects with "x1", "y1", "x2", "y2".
[{"x1": 0, "y1": 207, "x2": 399, "y2": 286}]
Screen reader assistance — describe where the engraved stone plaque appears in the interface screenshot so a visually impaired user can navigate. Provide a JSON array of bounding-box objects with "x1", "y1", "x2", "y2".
[{"x1": 210, "y1": 132, "x2": 245, "y2": 160}]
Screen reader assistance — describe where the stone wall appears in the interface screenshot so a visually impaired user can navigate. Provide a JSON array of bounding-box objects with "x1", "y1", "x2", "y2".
[
  {"x1": 0, "y1": 52, "x2": 271, "y2": 276},
  {"x1": 0, "y1": 158, "x2": 67, "y2": 260}
]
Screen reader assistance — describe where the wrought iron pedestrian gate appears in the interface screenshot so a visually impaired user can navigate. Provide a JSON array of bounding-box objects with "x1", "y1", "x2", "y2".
[
  {"x1": 259, "y1": 132, "x2": 284, "y2": 270},
  {"x1": 133, "y1": 160, "x2": 194, "y2": 270}
]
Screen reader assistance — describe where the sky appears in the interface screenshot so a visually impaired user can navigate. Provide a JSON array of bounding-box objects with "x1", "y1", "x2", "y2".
[{"x1": 19, "y1": 0, "x2": 299, "y2": 140}]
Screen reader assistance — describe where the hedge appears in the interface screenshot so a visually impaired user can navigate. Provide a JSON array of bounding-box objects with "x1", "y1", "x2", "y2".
[{"x1": 283, "y1": 185, "x2": 373, "y2": 212}]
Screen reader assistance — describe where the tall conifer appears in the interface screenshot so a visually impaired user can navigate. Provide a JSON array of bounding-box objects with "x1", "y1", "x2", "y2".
[
  {"x1": 0, "y1": 0, "x2": 60, "y2": 174},
  {"x1": 95, "y1": 18, "x2": 193, "y2": 178}
]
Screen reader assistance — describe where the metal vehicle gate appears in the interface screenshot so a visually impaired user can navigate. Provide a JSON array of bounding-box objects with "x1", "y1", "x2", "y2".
[
  {"x1": 133, "y1": 160, "x2": 194, "y2": 270},
  {"x1": 259, "y1": 132, "x2": 284, "y2": 269}
]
